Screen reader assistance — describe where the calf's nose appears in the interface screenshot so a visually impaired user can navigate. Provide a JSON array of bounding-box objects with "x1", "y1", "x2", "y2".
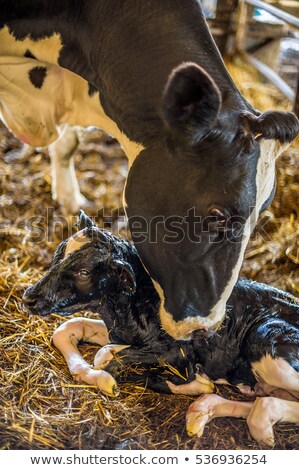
[
  {"x1": 22, "y1": 294, "x2": 37, "y2": 309},
  {"x1": 22, "y1": 287, "x2": 38, "y2": 309}
]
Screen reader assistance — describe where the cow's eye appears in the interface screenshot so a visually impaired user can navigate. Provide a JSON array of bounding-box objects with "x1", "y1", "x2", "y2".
[
  {"x1": 78, "y1": 269, "x2": 90, "y2": 278},
  {"x1": 210, "y1": 208, "x2": 226, "y2": 224}
]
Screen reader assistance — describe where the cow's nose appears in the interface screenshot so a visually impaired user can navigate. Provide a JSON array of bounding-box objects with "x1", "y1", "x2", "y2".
[{"x1": 22, "y1": 294, "x2": 37, "y2": 308}]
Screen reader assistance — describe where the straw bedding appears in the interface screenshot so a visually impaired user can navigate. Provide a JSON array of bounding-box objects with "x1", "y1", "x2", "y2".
[{"x1": 0, "y1": 56, "x2": 298, "y2": 450}]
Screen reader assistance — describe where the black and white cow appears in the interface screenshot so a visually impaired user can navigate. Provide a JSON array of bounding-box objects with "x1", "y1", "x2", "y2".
[
  {"x1": 23, "y1": 212, "x2": 299, "y2": 447},
  {"x1": 1, "y1": 0, "x2": 299, "y2": 339}
]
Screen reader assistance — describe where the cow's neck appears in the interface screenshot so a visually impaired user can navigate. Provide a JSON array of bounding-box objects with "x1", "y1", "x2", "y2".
[{"x1": 80, "y1": 1, "x2": 254, "y2": 145}]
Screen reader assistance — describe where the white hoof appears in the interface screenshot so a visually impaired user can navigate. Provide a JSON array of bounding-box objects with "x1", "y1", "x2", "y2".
[
  {"x1": 186, "y1": 394, "x2": 222, "y2": 437},
  {"x1": 72, "y1": 366, "x2": 119, "y2": 397}
]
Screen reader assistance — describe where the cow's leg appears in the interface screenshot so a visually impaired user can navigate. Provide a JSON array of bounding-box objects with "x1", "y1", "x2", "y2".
[
  {"x1": 52, "y1": 317, "x2": 119, "y2": 396},
  {"x1": 49, "y1": 124, "x2": 88, "y2": 213}
]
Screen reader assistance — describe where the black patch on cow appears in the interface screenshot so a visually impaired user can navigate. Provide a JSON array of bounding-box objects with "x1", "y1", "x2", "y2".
[
  {"x1": 28, "y1": 66, "x2": 47, "y2": 89},
  {"x1": 24, "y1": 49, "x2": 36, "y2": 60},
  {"x1": 88, "y1": 82, "x2": 97, "y2": 97}
]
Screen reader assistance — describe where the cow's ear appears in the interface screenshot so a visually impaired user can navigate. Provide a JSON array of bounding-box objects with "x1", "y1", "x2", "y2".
[
  {"x1": 162, "y1": 62, "x2": 221, "y2": 141},
  {"x1": 113, "y1": 259, "x2": 136, "y2": 295},
  {"x1": 75, "y1": 209, "x2": 95, "y2": 230},
  {"x1": 242, "y1": 110, "x2": 299, "y2": 144}
]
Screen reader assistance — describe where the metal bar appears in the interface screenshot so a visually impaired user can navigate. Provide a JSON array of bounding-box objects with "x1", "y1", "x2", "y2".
[
  {"x1": 245, "y1": 0, "x2": 299, "y2": 28},
  {"x1": 245, "y1": 53, "x2": 295, "y2": 101}
]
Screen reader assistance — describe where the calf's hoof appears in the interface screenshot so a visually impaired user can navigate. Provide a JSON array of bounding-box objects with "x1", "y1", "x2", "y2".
[
  {"x1": 186, "y1": 411, "x2": 211, "y2": 438},
  {"x1": 91, "y1": 369, "x2": 120, "y2": 397},
  {"x1": 71, "y1": 367, "x2": 119, "y2": 397},
  {"x1": 186, "y1": 394, "x2": 219, "y2": 438}
]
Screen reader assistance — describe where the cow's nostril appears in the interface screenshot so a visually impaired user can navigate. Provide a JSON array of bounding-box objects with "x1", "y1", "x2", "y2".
[{"x1": 23, "y1": 296, "x2": 37, "y2": 308}]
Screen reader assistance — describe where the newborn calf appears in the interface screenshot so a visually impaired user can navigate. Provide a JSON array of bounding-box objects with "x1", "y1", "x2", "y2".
[{"x1": 23, "y1": 211, "x2": 299, "y2": 447}]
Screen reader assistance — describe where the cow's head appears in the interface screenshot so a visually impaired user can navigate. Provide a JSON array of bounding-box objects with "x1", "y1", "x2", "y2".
[
  {"x1": 125, "y1": 62, "x2": 299, "y2": 340},
  {"x1": 22, "y1": 212, "x2": 137, "y2": 317}
]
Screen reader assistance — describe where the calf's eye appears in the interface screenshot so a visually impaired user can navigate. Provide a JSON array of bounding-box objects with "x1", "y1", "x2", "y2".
[{"x1": 78, "y1": 269, "x2": 90, "y2": 278}]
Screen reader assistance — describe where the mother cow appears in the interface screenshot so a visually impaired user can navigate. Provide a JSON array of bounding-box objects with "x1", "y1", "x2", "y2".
[{"x1": 1, "y1": 1, "x2": 298, "y2": 339}]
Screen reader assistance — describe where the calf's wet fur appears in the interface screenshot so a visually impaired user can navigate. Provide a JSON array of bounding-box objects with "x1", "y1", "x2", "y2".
[{"x1": 23, "y1": 211, "x2": 299, "y2": 447}]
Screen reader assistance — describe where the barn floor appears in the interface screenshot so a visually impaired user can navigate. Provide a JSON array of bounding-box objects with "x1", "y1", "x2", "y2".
[{"x1": 0, "y1": 56, "x2": 298, "y2": 450}]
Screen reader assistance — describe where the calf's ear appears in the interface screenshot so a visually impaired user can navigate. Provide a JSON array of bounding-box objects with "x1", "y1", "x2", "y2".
[
  {"x1": 162, "y1": 62, "x2": 221, "y2": 142},
  {"x1": 242, "y1": 110, "x2": 299, "y2": 144},
  {"x1": 113, "y1": 260, "x2": 136, "y2": 295},
  {"x1": 75, "y1": 209, "x2": 95, "y2": 230}
]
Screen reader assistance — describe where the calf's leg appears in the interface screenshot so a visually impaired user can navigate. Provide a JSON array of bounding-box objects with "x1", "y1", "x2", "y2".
[
  {"x1": 94, "y1": 344, "x2": 131, "y2": 370},
  {"x1": 52, "y1": 317, "x2": 119, "y2": 397},
  {"x1": 186, "y1": 394, "x2": 252, "y2": 439},
  {"x1": 248, "y1": 354, "x2": 299, "y2": 446},
  {"x1": 247, "y1": 396, "x2": 299, "y2": 447},
  {"x1": 53, "y1": 322, "x2": 186, "y2": 395},
  {"x1": 99, "y1": 346, "x2": 195, "y2": 393},
  {"x1": 166, "y1": 375, "x2": 214, "y2": 395},
  {"x1": 186, "y1": 393, "x2": 299, "y2": 448}
]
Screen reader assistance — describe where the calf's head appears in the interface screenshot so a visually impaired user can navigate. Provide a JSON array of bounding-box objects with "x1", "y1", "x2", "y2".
[
  {"x1": 125, "y1": 62, "x2": 299, "y2": 339},
  {"x1": 23, "y1": 212, "x2": 136, "y2": 316}
]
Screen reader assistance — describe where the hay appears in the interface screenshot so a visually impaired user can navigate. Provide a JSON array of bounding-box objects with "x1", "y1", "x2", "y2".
[{"x1": 0, "y1": 55, "x2": 299, "y2": 450}]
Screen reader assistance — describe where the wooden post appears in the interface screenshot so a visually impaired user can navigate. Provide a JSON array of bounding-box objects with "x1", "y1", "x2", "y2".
[
  {"x1": 215, "y1": 0, "x2": 238, "y2": 21},
  {"x1": 212, "y1": 0, "x2": 239, "y2": 55},
  {"x1": 294, "y1": 76, "x2": 299, "y2": 117},
  {"x1": 236, "y1": 1, "x2": 253, "y2": 52}
]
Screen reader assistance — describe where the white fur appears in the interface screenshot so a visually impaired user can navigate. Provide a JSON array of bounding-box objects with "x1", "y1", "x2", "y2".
[{"x1": 252, "y1": 354, "x2": 299, "y2": 393}]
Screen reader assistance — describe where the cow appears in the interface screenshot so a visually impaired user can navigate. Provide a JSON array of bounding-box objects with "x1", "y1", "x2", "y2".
[
  {"x1": 1, "y1": 0, "x2": 299, "y2": 339},
  {"x1": 23, "y1": 212, "x2": 299, "y2": 448}
]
